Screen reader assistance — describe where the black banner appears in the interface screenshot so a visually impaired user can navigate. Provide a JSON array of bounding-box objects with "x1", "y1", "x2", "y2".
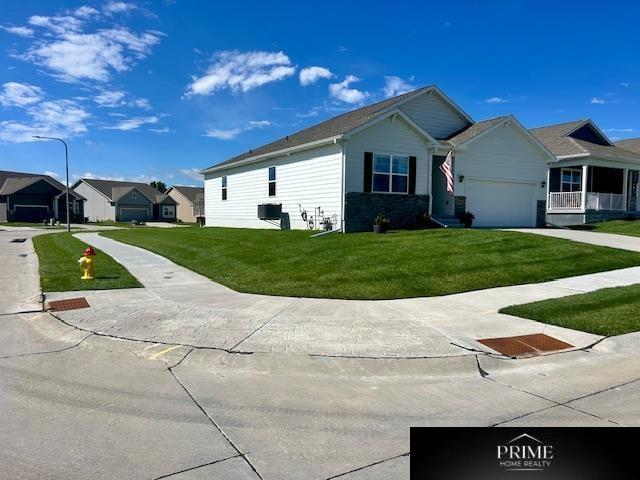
[{"x1": 411, "y1": 427, "x2": 637, "y2": 479}]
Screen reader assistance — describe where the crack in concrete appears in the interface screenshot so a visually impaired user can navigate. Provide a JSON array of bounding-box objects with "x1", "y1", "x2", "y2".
[
  {"x1": 153, "y1": 454, "x2": 243, "y2": 480},
  {"x1": 167, "y1": 366, "x2": 264, "y2": 480},
  {"x1": 228, "y1": 302, "x2": 295, "y2": 351},
  {"x1": 0, "y1": 333, "x2": 93, "y2": 360},
  {"x1": 166, "y1": 347, "x2": 194, "y2": 370},
  {"x1": 324, "y1": 452, "x2": 409, "y2": 479}
]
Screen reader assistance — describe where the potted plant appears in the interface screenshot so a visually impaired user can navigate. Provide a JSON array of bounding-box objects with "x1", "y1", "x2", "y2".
[
  {"x1": 373, "y1": 214, "x2": 390, "y2": 234},
  {"x1": 458, "y1": 211, "x2": 475, "y2": 228}
]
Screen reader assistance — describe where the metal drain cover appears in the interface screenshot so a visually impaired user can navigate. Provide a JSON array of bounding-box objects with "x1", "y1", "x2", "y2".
[
  {"x1": 48, "y1": 297, "x2": 91, "y2": 312},
  {"x1": 11, "y1": 238, "x2": 27, "y2": 243},
  {"x1": 478, "y1": 333, "x2": 573, "y2": 358}
]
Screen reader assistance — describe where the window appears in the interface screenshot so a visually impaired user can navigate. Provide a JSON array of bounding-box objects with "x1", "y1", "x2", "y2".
[
  {"x1": 132, "y1": 192, "x2": 137, "y2": 199},
  {"x1": 268, "y1": 166, "x2": 276, "y2": 197},
  {"x1": 163, "y1": 205, "x2": 175, "y2": 217},
  {"x1": 221, "y1": 176, "x2": 227, "y2": 200},
  {"x1": 561, "y1": 168, "x2": 582, "y2": 192},
  {"x1": 372, "y1": 154, "x2": 409, "y2": 194}
]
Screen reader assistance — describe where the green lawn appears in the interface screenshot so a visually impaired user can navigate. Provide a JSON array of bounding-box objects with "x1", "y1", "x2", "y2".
[
  {"x1": 501, "y1": 284, "x2": 640, "y2": 336},
  {"x1": 572, "y1": 219, "x2": 640, "y2": 237},
  {"x1": 33, "y1": 233, "x2": 141, "y2": 292},
  {"x1": 101, "y1": 227, "x2": 640, "y2": 299}
]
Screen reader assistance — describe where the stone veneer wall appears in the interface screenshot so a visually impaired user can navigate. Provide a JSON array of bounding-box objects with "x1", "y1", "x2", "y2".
[{"x1": 344, "y1": 192, "x2": 430, "y2": 233}]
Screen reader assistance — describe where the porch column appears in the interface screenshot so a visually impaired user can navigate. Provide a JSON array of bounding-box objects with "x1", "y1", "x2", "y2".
[
  {"x1": 623, "y1": 169, "x2": 629, "y2": 211},
  {"x1": 427, "y1": 148, "x2": 434, "y2": 215},
  {"x1": 581, "y1": 165, "x2": 588, "y2": 211},
  {"x1": 545, "y1": 168, "x2": 550, "y2": 212}
]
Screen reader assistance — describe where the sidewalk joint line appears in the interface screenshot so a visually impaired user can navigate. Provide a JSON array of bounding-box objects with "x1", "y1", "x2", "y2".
[
  {"x1": 325, "y1": 452, "x2": 409, "y2": 479},
  {"x1": 153, "y1": 454, "x2": 243, "y2": 480}
]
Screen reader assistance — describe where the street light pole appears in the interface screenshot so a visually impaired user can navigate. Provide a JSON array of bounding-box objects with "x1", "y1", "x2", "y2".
[{"x1": 33, "y1": 136, "x2": 71, "y2": 232}]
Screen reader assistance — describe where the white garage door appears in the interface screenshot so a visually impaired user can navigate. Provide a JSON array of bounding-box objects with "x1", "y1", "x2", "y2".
[{"x1": 465, "y1": 179, "x2": 536, "y2": 227}]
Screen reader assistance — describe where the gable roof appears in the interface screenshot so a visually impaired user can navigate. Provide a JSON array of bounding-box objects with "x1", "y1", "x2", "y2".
[
  {"x1": 76, "y1": 178, "x2": 172, "y2": 204},
  {"x1": 202, "y1": 85, "x2": 472, "y2": 173},
  {"x1": 616, "y1": 138, "x2": 640, "y2": 155},
  {"x1": 166, "y1": 185, "x2": 204, "y2": 204},
  {"x1": 0, "y1": 170, "x2": 85, "y2": 199},
  {"x1": 445, "y1": 116, "x2": 510, "y2": 145},
  {"x1": 530, "y1": 119, "x2": 640, "y2": 162}
]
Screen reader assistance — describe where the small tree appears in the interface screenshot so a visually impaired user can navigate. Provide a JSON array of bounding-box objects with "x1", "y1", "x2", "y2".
[{"x1": 150, "y1": 180, "x2": 167, "y2": 193}]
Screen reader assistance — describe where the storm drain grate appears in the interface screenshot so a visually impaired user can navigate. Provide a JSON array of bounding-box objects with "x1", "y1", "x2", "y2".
[
  {"x1": 48, "y1": 297, "x2": 91, "y2": 312},
  {"x1": 11, "y1": 238, "x2": 27, "y2": 243},
  {"x1": 478, "y1": 333, "x2": 573, "y2": 358}
]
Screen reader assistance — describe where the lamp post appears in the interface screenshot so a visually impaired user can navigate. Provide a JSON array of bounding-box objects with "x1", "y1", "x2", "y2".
[{"x1": 33, "y1": 136, "x2": 71, "y2": 232}]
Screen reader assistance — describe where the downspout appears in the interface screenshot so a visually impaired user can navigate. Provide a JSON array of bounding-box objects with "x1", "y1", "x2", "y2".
[{"x1": 339, "y1": 139, "x2": 346, "y2": 233}]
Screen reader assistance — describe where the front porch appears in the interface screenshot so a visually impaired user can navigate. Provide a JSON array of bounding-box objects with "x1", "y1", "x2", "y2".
[{"x1": 546, "y1": 165, "x2": 640, "y2": 225}]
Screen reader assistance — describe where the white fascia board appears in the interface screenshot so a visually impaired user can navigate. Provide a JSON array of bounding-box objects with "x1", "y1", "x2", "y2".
[{"x1": 200, "y1": 135, "x2": 343, "y2": 175}]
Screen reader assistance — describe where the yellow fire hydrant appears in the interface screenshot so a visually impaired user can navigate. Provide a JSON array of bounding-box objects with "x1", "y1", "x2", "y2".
[{"x1": 78, "y1": 246, "x2": 96, "y2": 280}]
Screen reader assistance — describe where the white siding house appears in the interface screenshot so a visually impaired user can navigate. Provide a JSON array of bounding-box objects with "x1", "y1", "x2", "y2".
[
  {"x1": 73, "y1": 181, "x2": 116, "y2": 221},
  {"x1": 202, "y1": 85, "x2": 556, "y2": 232}
]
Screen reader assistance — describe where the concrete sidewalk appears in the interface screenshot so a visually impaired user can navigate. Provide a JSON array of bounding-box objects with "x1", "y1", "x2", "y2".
[
  {"x1": 51, "y1": 231, "x2": 640, "y2": 358},
  {"x1": 507, "y1": 227, "x2": 640, "y2": 252}
]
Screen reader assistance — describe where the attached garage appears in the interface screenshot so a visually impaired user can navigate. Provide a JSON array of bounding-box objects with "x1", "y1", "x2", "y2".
[
  {"x1": 118, "y1": 207, "x2": 150, "y2": 222},
  {"x1": 14, "y1": 205, "x2": 50, "y2": 222},
  {"x1": 465, "y1": 179, "x2": 537, "y2": 227}
]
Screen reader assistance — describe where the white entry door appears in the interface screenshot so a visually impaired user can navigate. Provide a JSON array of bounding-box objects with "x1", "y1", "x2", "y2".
[{"x1": 465, "y1": 179, "x2": 537, "y2": 227}]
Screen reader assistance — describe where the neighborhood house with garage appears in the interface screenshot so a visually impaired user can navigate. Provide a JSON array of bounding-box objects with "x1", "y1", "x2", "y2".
[
  {"x1": 72, "y1": 179, "x2": 177, "y2": 223},
  {"x1": 166, "y1": 185, "x2": 205, "y2": 223},
  {"x1": 201, "y1": 85, "x2": 559, "y2": 232},
  {"x1": 0, "y1": 170, "x2": 85, "y2": 223}
]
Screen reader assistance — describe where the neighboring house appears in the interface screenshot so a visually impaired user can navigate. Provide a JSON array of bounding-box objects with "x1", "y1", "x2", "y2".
[
  {"x1": 532, "y1": 120, "x2": 640, "y2": 226},
  {"x1": 166, "y1": 185, "x2": 205, "y2": 223},
  {"x1": 72, "y1": 179, "x2": 177, "y2": 222},
  {"x1": 0, "y1": 170, "x2": 85, "y2": 223},
  {"x1": 202, "y1": 85, "x2": 555, "y2": 231}
]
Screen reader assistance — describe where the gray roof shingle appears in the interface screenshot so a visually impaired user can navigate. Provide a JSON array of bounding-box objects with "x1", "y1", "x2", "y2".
[
  {"x1": 531, "y1": 120, "x2": 640, "y2": 161},
  {"x1": 203, "y1": 85, "x2": 438, "y2": 172},
  {"x1": 168, "y1": 185, "x2": 204, "y2": 204},
  {"x1": 616, "y1": 138, "x2": 640, "y2": 155},
  {"x1": 444, "y1": 116, "x2": 509, "y2": 145},
  {"x1": 80, "y1": 178, "x2": 174, "y2": 204},
  {"x1": 0, "y1": 170, "x2": 85, "y2": 199}
]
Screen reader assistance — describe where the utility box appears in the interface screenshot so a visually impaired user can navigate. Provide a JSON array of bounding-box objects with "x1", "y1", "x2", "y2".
[{"x1": 258, "y1": 203, "x2": 282, "y2": 220}]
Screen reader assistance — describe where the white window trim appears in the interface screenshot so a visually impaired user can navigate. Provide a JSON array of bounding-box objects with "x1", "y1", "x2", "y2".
[
  {"x1": 372, "y1": 153, "x2": 410, "y2": 194},
  {"x1": 560, "y1": 167, "x2": 582, "y2": 193},
  {"x1": 268, "y1": 166, "x2": 276, "y2": 197},
  {"x1": 221, "y1": 176, "x2": 228, "y2": 200}
]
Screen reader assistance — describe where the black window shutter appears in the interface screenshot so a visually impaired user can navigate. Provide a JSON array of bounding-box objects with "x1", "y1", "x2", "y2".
[
  {"x1": 363, "y1": 152, "x2": 373, "y2": 192},
  {"x1": 408, "y1": 156, "x2": 417, "y2": 194}
]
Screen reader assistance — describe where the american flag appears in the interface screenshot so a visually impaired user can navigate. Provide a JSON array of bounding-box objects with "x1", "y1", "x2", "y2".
[{"x1": 439, "y1": 150, "x2": 454, "y2": 195}]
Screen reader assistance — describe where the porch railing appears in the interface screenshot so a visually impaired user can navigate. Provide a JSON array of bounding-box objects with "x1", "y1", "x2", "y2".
[
  {"x1": 548, "y1": 191, "x2": 582, "y2": 210},
  {"x1": 586, "y1": 192, "x2": 626, "y2": 211}
]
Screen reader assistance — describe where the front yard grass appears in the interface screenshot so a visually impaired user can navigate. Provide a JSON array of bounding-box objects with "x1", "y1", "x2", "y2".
[
  {"x1": 101, "y1": 227, "x2": 640, "y2": 299},
  {"x1": 33, "y1": 233, "x2": 141, "y2": 292},
  {"x1": 500, "y1": 284, "x2": 640, "y2": 336},
  {"x1": 572, "y1": 219, "x2": 640, "y2": 238}
]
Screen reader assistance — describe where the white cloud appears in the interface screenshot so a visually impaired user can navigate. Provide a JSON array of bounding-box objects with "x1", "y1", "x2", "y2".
[
  {"x1": 0, "y1": 98, "x2": 89, "y2": 143},
  {"x1": 73, "y1": 6, "x2": 100, "y2": 18},
  {"x1": 604, "y1": 128, "x2": 635, "y2": 133},
  {"x1": 186, "y1": 50, "x2": 295, "y2": 96},
  {"x1": 103, "y1": 115, "x2": 159, "y2": 131},
  {"x1": 103, "y1": 2, "x2": 136, "y2": 15},
  {"x1": 149, "y1": 126, "x2": 171, "y2": 133},
  {"x1": 299, "y1": 66, "x2": 333, "y2": 86},
  {"x1": 621, "y1": 82, "x2": 630, "y2": 87},
  {"x1": 0, "y1": 25, "x2": 34, "y2": 37},
  {"x1": 0, "y1": 82, "x2": 44, "y2": 106},
  {"x1": 329, "y1": 75, "x2": 368, "y2": 104},
  {"x1": 44, "y1": 170, "x2": 60, "y2": 178},
  {"x1": 179, "y1": 168, "x2": 203, "y2": 181},
  {"x1": 383, "y1": 76, "x2": 415, "y2": 98},
  {"x1": 204, "y1": 119, "x2": 271, "y2": 140},
  {"x1": 73, "y1": 171, "x2": 125, "y2": 181},
  {"x1": 590, "y1": 97, "x2": 606, "y2": 104},
  {"x1": 484, "y1": 97, "x2": 510, "y2": 104},
  {"x1": 93, "y1": 90, "x2": 126, "y2": 107},
  {"x1": 24, "y1": 28, "x2": 162, "y2": 82},
  {"x1": 131, "y1": 97, "x2": 151, "y2": 109},
  {"x1": 444, "y1": 21, "x2": 452, "y2": 28},
  {"x1": 28, "y1": 15, "x2": 83, "y2": 35}
]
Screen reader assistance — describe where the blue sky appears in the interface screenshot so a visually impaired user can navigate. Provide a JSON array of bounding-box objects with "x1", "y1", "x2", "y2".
[{"x1": 1, "y1": 0, "x2": 639, "y2": 186}]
